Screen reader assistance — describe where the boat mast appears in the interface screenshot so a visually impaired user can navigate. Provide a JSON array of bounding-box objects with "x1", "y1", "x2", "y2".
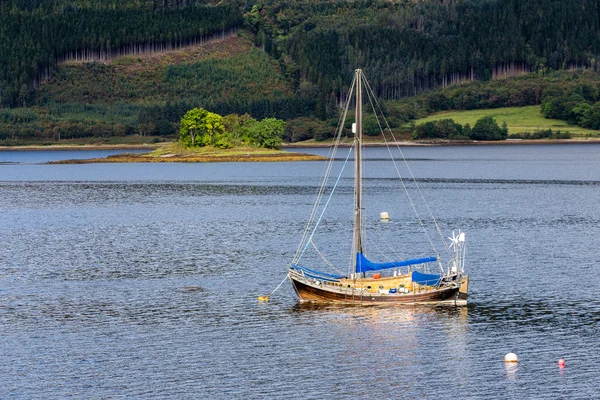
[{"x1": 353, "y1": 69, "x2": 363, "y2": 261}]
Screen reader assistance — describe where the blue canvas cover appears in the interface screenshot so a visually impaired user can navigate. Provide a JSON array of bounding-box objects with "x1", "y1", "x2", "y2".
[
  {"x1": 355, "y1": 253, "x2": 437, "y2": 273},
  {"x1": 411, "y1": 270, "x2": 442, "y2": 286}
]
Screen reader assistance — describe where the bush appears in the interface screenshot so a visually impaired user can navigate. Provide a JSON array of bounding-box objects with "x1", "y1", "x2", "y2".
[
  {"x1": 470, "y1": 116, "x2": 508, "y2": 140},
  {"x1": 412, "y1": 119, "x2": 463, "y2": 139},
  {"x1": 363, "y1": 115, "x2": 381, "y2": 136},
  {"x1": 244, "y1": 118, "x2": 285, "y2": 149},
  {"x1": 573, "y1": 102, "x2": 600, "y2": 130},
  {"x1": 509, "y1": 129, "x2": 571, "y2": 139},
  {"x1": 541, "y1": 94, "x2": 586, "y2": 122},
  {"x1": 283, "y1": 117, "x2": 332, "y2": 142}
]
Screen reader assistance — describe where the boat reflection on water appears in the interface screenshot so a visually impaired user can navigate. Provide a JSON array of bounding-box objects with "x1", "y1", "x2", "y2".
[
  {"x1": 288, "y1": 302, "x2": 471, "y2": 389},
  {"x1": 290, "y1": 302, "x2": 469, "y2": 336},
  {"x1": 291, "y1": 302, "x2": 469, "y2": 344},
  {"x1": 291, "y1": 301, "x2": 469, "y2": 321}
]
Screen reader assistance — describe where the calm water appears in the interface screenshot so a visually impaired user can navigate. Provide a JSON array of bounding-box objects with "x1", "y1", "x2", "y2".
[
  {"x1": 0, "y1": 149, "x2": 148, "y2": 164},
  {"x1": 1, "y1": 144, "x2": 599, "y2": 399}
]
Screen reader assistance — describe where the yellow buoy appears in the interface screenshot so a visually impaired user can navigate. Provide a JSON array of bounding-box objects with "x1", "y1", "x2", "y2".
[
  {"x1": 504, "y1": 353, "x2": 518, "y2": 363},
  {"x1": 258, "y1": 296, "x2": 269, "y2": 302},
  {"x1": 380, "y1": 211, "x2": 389, "y2": 220}
]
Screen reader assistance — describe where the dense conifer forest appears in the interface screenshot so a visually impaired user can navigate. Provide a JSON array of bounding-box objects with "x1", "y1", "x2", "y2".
[
  {"x1": 257, "y1": 0, "x2": 600, "y2": 110},
  {"x1": 0, "y1": 0, "x2": 242, "y2": 107},
  {"x1": 2, "y1": 0, "x2": 600, "y2": 143}
]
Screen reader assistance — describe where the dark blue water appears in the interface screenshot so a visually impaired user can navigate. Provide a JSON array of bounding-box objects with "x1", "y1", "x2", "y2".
[
  {"x1": 1, "y1": 145, "x2": 599, "y2": 398},
  {"x1": 0, "y1": 149, "x2": 148, "y2": 164}
]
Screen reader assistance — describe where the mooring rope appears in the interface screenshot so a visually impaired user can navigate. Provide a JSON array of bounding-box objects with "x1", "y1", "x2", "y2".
[{"x1": 259, "y1": 274, "x2": 289, "y2": 301}]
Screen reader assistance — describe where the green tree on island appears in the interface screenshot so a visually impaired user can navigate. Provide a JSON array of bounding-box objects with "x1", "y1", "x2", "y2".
[
  {"x1": 180, "y1": 108, "x2": 226, "y2": 148},
  {"x1": 180, "y1": 109, "x2": 285, "y2": 149},
  {"x1": 244, "y1": 118, "x2": 284, "y2": 148},
  {"x1": 180, "y1": 108, "x2": 207, "y2": 147},
  {"x1": 203, "y1": 112, "x2": 226, "y2": 146}
]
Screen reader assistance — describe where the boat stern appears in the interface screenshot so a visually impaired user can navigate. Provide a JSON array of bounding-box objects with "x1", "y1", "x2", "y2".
[{"x1": 456, "y1": 275, "x2": 469, "y2": 305}]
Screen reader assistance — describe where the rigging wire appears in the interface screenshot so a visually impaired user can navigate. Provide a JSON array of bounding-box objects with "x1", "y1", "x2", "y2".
[
  {"x1": 362, "y1": 77, "x2": 439, "y2": 256},
  {"x1": 362, "y1": 76, "x2": 452, "y2": 260},
  {"x1": 310, "y1": 239, "x2": 345, "y2": 274},
  {"x1": 293, "y1": 76, "x2": 357, "y2": 264},
  {"x1": 292, "y1": 142, "x2": 338, "y2": 263},
  {"x1": 295, "y1": 145, "x2": 354, "y2": 264},
  {"x1": 367, "y1": 219, "x2": 407, "y2": 263}
]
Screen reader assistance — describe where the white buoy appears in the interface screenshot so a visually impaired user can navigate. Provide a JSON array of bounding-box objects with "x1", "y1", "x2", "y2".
[
  {"x1": 504, "y1": 353, "x2": 518, "y2": 363},
  {"x1": 380, "y1": 211, "x2": 389, "y2": 220}
]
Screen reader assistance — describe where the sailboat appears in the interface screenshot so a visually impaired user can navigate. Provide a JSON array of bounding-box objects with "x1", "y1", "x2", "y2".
[{"x1": 288, "y1": 69, "x2": 469, "y2": 305}]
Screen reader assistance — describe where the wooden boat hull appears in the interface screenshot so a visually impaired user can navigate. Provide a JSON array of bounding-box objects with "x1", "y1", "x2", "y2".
[{"x1": 289, "y1": 273, "x2": 465, "y2": 305}]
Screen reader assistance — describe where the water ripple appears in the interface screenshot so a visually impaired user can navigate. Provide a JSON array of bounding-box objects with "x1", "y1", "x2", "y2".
[{"x1": 1, "y1": 153, "x2": 600, "y2": 398}]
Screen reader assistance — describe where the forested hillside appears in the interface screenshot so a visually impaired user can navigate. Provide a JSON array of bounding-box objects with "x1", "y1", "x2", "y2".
[
  {"x1": 252, "y1": 0, "x2": 600, "y2": 116},
  {"x1": 3, "y1": 0, "x2": 600, "y2": 143},
  {"x1": 0, "y1": 0, "x2": 242, "y2": 108},
  {"x1": 1, "y1": 35, "x2": 305, "y2": 142}
]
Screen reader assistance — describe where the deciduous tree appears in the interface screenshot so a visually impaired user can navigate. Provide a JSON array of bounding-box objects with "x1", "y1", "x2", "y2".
[{"x1": 179, "y1": 107, "x2": 207, "y2": 147}]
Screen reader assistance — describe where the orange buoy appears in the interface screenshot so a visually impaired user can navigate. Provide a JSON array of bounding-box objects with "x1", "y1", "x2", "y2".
[
  {"x1": 558, "y1": 359, "x2": 565, "y2": 368},
  {"x1": 373, "y1": 273, "x2": 381, "y2": 279},
  {"x1": 504, "y1": 353, "x2": 518, "y2": 363}
]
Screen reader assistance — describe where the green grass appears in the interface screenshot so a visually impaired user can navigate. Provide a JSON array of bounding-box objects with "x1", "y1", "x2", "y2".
[
  {"x1": 149, "y1": 143, "x2": 286, "y2": 157},
  {"x1": 412, "y1": 106, "x2": 600, "y2": 137}
]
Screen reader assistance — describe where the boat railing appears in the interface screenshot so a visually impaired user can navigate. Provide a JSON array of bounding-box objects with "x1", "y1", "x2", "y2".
[{"x1": 290, "y1": 264, "x2": 344, "y2": 282}]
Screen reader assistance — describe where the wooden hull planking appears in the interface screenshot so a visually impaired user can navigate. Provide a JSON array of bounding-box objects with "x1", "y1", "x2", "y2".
[{"x1": 289, "y1": 274, "x2": 464, "y2": 305}]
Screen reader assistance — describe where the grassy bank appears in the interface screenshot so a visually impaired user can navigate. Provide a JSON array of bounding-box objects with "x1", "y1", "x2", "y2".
[{"x1": 411, "y1": 106, "x2": 600, "y2": 137}]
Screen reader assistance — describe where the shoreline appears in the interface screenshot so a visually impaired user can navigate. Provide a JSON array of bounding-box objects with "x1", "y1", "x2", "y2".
[
  {"x1": 283, "y1": 138, "x2": 600, "y2": 147},
  {"x1": 47, "y1": 151, "x2": 325, "y2": 164},
  {"x1": 2, "y1": 138, "x2": 600, "y2": 154}
]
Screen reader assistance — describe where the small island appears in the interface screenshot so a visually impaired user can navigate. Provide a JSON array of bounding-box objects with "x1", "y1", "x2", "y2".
[
  {"x1": 49, "y1": 108, "x2": 325, "y2": 164},
  {"x1": 49, "y1": 143, "x2": 324, "y2": 164}
]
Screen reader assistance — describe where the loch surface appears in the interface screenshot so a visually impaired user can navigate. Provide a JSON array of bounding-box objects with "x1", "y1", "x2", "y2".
[
  {"x1": 1, "y1": 144, "x2": 599, "y2": 399},
  {"x1": 0, "y1": 149, "x2": 147, "y2": 164}
]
